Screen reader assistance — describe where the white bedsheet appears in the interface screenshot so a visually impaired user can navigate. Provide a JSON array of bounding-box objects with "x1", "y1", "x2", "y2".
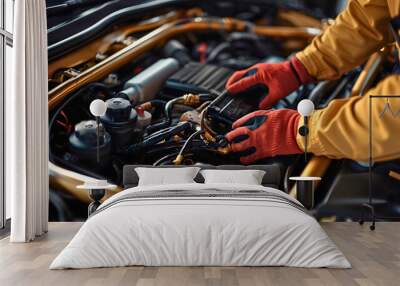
[{"x1": 50, "y1": 183, "x2": 350, "y2": 269}]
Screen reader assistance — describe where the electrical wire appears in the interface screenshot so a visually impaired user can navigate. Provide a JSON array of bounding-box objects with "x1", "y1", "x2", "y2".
[
  {"x1": 177, "y1": 130, "x2": 204, "y2": 157},
  {"x1": 49, "y1": 82, "x2": 111, "y2": 134},
  {"x1": 153, "y1": 153, "x2": 180, "y2": 166},
  {"x1": 125, "y1": 121, "x2": 194, "y2": 154},
  {"x1": 146, "y1": 94, "x2": 214, "y2": 134}
]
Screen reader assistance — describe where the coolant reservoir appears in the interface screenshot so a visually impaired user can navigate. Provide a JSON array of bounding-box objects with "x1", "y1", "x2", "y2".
[
  {"x1": 100, "y1": 98, "x2": 137, "y2": 152},
  {"x1": 68, "y1": 120, "x2": 112, "y2": 170}
]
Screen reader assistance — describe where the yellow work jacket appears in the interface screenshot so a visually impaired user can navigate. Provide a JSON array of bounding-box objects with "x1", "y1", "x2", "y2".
[{"x1": 296, "y1": 0, "x2": 400, "y2": 161}]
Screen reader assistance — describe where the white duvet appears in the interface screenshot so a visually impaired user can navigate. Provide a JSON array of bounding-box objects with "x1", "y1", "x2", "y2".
[{"x1": 50, "y1": 183, "x2": 350, "y2": 269}]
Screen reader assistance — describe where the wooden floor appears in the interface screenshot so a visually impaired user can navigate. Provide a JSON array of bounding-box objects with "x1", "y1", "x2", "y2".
[{"x1": 0, "y1": 222, "x2": 399, "y2": 286}]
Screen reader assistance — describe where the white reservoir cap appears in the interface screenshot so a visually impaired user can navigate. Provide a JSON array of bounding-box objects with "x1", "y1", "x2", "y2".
[
  {"x1": 135, "y1": 106, "x2": 152, "y2": 130},
  {"x1": 90, "y1": 99, "x2": 107, "y2": 117},
  {"x1": 297, "y1": 99, "x2": 315, "y2": 116}
]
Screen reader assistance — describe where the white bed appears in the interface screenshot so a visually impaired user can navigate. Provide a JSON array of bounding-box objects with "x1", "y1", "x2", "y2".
[{"x1": 50, "y1": 182, "x2": 350, "y2": 269}]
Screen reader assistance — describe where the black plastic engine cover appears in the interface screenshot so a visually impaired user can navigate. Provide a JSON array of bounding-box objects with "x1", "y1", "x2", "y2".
[{"x1": 165, "y1": 62, "x2": 233, "y2": 95}]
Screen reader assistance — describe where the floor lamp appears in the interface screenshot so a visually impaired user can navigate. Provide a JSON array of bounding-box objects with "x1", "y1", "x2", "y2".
[
  {"x1": 89, "y1": 99, "x2": 107, "y2": 163},
  {"x1": 359, "y1": 95, "x2": 400, "y2": 231},
  {"x1": 297, "y1": 99, "x2": 315, "y2": 162}
]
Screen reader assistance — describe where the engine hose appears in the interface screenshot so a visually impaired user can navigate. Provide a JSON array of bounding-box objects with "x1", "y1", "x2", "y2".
[
  {"x1": 146, "y1": 94, "x2": 214, "y2": 134},
  {"x1": 146, "y1": 144, "x2": 184, "y2": 157},
  {"x1": 145, "y1": 97, "x2": 186, "y2": 134},
  {"x1": 144, "y1": 124, "x2": 179, "y2": 139},
  {"x1": 143, "y1": 119, "x2": 196, "y2": 142},
  {"x1": 145, "y1": 99, "x2": 167, "y2": 110},
  {"x1": 143, "y1": 122, "x2": 192, "y2": 146},
  {"x1": 145, "y1": 139, "x2": 205, "y2": 156},
  {"x1": 205, "y1": 42, "x2": 230, "y2": 64},
  {"x1": 126, "y1": 121, "x2": 194, "y2": 153}
]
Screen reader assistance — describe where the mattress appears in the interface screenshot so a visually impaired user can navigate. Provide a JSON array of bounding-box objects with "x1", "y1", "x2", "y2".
[{"x1": 50, "y1": 183, "x2": 351, "y2": 269}]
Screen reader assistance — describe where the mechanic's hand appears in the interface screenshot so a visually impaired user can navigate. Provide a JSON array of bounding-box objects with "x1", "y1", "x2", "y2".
[
  {"x1": 225, "y1": 57, "x2": 313, "y2": 109},
  {"x1": 225, "y1": 109, "x2": 302, "y2": 164}
]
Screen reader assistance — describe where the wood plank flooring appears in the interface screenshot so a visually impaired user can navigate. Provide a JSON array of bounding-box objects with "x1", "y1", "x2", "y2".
[{"x1": 0, "y1": 222, "x2": 399, "y2": 286}]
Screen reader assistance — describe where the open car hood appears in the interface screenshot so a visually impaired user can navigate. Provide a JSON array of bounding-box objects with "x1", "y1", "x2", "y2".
[{"x1": 46, "y1": 0, "x2": 336, "y2": 60}]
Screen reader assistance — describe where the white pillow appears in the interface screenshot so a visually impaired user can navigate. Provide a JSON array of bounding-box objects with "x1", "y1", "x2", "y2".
[
  {"x1": 135, "y1": 167, "x2": 201, "y2": 186},
  {"x1": 200, "y1": 169, "x2": 266, "y2": 185}
]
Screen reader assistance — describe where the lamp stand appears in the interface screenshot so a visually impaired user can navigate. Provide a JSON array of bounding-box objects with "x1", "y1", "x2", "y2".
[
  {"x1": 304, "y1": 116, "x2": 308, "y2": 162},
  {"x1": 299, "y1": 116, "x2": 309, "y2": 162},
  {"x1": 96, "y1": 116, "x2": 100, "y2": 163}
]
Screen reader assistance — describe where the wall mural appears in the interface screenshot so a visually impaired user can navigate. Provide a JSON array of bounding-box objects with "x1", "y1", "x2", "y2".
[{"x1": 47, "y1": 1, "x2": 400, "y2": 222}]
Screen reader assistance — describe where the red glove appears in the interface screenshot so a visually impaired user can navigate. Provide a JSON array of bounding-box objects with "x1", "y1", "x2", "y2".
[
  {"x1": 225, "y1": 57, "x2": 313, "y2": 109},
  {"x1": 225, "y1": 109, "x2": 302, "y2": 164}
]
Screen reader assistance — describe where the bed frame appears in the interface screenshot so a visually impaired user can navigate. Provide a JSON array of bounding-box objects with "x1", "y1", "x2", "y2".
[{"x1": 122, "y1": 164, "x2": 283, "y2": 190}]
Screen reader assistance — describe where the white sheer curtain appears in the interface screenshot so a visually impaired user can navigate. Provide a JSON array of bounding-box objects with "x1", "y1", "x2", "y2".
[{"x1": 8, "y1": 0, "x2": 48, "y2": 242}]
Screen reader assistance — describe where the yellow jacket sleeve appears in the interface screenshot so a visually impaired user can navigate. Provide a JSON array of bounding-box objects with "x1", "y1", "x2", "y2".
[
  {"x1": 297, "y1": 75, "x2": 400, "y2": 162},
  {"x1": 297, "y1": 0, "x2": 392, "y2": 80}
]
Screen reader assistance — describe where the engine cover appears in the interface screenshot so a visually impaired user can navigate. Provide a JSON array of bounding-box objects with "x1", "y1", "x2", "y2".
[{"x1": 165, "y1": 62, "x2": 233, "y2": 95}]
